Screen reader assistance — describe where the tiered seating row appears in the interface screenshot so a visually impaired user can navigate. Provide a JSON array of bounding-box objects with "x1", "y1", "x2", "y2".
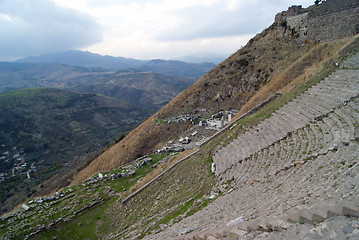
[{"x1": 213, "y1": 70, "x2": 359, "y2": 175}]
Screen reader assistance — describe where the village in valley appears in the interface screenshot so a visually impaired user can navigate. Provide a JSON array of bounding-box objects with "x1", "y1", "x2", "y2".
[{"x1": 0, "y1": 144, "x2": 38, "y2": 183}]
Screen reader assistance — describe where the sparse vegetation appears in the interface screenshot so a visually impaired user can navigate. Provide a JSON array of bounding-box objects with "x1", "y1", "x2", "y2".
[
  {"x1": 2, "y1": 2, "x2": 359, "y2": 240},
  {"x1": 0, "y1": 88, "x2": 147, "y2": 215}
]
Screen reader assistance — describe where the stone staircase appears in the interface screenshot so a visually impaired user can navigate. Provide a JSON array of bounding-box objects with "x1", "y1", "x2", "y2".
[
  {"x1": 213, "y1": 68, "x2": 359, "y2": 175},
  {"x1": 288, "y1": 196, "x2": 359, "y2": 225},
  {"x1": 341, "y1": 52, "x2": 359, "y2": 69},
  {"x1": 177, "y1": 196, "x2": 359, "y2": 240},
  {"x1": 164, "y1": 54, "x2": 359, "y2": 240}
]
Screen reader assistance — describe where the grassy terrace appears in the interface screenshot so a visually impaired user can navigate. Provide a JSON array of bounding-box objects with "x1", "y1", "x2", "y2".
[{"x1": 0, "y1": 152, "x2": 179, "y2": 239}]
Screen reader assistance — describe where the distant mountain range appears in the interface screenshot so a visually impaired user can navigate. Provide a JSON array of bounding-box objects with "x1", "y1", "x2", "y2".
[
  {"x1": 0, "y1": 50, "x2": 220, "y2": 112},
  {"x1": 0, "y1": 50, "x2": 219, "y2": 213},
  {"x1": 0, "y1": 62, "x2": 197, "y2": 112},
  {"x1": 16, "y1": 50, "x2": 146, "y2": 70},
  {"x1": 15, "y1": 50, "x2": 219, "y2": 75}
]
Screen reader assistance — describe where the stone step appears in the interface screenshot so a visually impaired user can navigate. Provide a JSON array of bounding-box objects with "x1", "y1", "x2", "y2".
[
  {"x1": 297, "y1": 92, "x2": 337, "y2": 110},
  {"x1": 262, "y1": 118, "x2": 282, "y2": 142},
  {"x1": 310, "y1": 80, "x2": 359, "y2": 93},
  {"x1": 342, "y1": 56, "x2": 359, "y2": 68},
  {"x1": 291, "y1": 99, "x2": 323, "y2": 119},
  {"x1": 305, "y1": 90, "x2": 344, "y2": 108},
  {"x1": 286, "y1": 101, "x2": 316, "y2": 119},
  {"x1": 213, "y1": 78, "x2": 358, "y2": 177},
  {"x1": 271, "y1": 114, "x2": 293, "y2": 135},
  {"x1": 233, "y1": 139, "x2": 245, "y2": 161},
  {"x1": 295, "y1": 96, "x2": 330, "y2": 116},
  {"x1": 309, "y1": 89, "x2": 355, "y2": 105},
  {"x1": 309, "y1": 123, "x2": 322, "y2": 153},
  {"x1": 235, "y1": 157, "x2": 252, "y2": 183},
  {"x1": 343, "y1": 195, "x2": 359, "y2": 217},
  {"x1": 325, "y1": 70, "x2": 359, "y2": 85},
  {"x1": 282, "y1": 106, "x2": 310, "y2": 127},
  {"x1": 343, "y1": 202, "x2": 359, "y2": 217},
  {"x1": 318, "y1": 118, "x2": 335, "y2": 152},
  {"x1": 272, "y1": 112, "x2": 297, "y2": 134},
  {"x1": 255, "y1": 128, "x2": 271, "y2": 150},
  {"x1": 335, "y1": 108, "x2": 356, "y2": 141},
  {"x1": 326, "y1": 76, "x2": 359, "y2": 88},
  {"x1": 298, "y1": 209, "x2": 316, "y2": 224},
  {"x1": 276, "y1": 109, "x2": 303, "y2": 129},
  {"x1": 312, "y1": 205, "x2": 332, "y2": 223},
  {"x1": 196, "y1": 144, "x2": 358, "y2": 240},
  {"x1": 287, "y1": 196, "x2": 359, "y2": 226},
  {"x1": 256, "y1": 123, "x2": 275, "y2": 144},
  {"x1": 307, "y1": 86, "x2": 352, "y2": 100},
  {"x1": 302, "y1": 127, "x2": 312, "y2": 156}
]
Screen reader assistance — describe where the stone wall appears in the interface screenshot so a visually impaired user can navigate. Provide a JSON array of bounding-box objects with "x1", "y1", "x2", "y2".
[
  {"x1": 308, "y1": 0, "x2": 359, "y2": 18},
  {"x1": 275, "y1": 0, "x2": 359, "y2": 43},
  {"x1": 306, "y1": 7, "x2": 359, "y2": 42}
]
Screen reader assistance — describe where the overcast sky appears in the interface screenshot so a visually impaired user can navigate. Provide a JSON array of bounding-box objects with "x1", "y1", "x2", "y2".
[{"x1": 0, "y1": 0, "x2": 314, "y2": 61}]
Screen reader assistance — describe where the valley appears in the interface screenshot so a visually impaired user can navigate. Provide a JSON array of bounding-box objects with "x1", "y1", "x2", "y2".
[
  {"x1": 0, "y1": 88, "x2": 147, "y2": 214},
  {"x1": 1, "y1": 0, "x2": 359, "y2": 239},
  {"x1": 0, "y1": 52, "x2": 215, "y2": 215}
]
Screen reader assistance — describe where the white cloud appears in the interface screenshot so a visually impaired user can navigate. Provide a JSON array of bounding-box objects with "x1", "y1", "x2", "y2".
[
  {"x1": 77, "y1": 0, "x2": 314, "y2": 59},
  {"x1": 2, "y1": 0, "x2": 316, "y2": 60},
  {"x1": 0, "y1": 0, "x2": 102, "y2": 60}
]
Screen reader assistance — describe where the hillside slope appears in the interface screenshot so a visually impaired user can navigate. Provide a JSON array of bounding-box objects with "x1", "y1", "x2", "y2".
[
  {"x1": 72, "y1": 2, "x2": 358, "y2": 184},
  {"x1": 14, "y1": 50, "x2": 216, "y2": 77},
  {"x1": 64, "y1": 71, "x2": 196, "y2": 111},
  {"x1": 0, "y1": 88, "x2": 146, "y2": 214},
  {"x1": 16, "y1": 48, "x2": 358, "y2": 240},
  {"x1": 2, "y1": 1, "x2": 359, "y2": 239},
  {"x1": 16, "y1": 50, "x2": 146, "y2": 70},
  {"x1": 152, "y1": 56, "x2": 359, "y2": 240}
]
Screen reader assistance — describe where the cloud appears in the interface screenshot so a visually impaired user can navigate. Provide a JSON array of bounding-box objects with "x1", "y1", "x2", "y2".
[
  {"x1": 1, "y1": 0, "x2": 316, "y2": 60},
  {"x1": 0, "y1": 0, "x2": 102, "y2": 60},
  {"x1": 156, "y1": 0, "x2": 314, "y2": 41},
  {"x1": 75, "y1": 0, "x2": 315, "y2": 59}
]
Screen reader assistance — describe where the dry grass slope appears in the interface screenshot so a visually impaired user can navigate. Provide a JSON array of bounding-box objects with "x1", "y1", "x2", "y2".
[{"x1": 72, "y1": 25, "x2": 357, "y2": 185}]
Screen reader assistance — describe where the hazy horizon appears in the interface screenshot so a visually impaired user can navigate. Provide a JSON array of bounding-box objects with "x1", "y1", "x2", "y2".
[{"x1": 0, "y1": 0, "x2": 314, "y2": 61}]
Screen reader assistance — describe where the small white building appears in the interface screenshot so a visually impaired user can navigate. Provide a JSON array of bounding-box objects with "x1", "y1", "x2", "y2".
[
  {"x1": 179, "y1": 137, "x2": 190, "y2": 144},
  {"x1": 22, "y1": 204, "x2": 30, "y2": 211}
]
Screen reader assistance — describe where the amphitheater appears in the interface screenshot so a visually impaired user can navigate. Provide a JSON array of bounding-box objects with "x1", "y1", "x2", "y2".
[{"x1": 147, "y1": 53, "x2": 359, "y2": 239}]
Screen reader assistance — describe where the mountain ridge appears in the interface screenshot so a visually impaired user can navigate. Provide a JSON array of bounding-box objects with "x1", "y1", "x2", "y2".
[
  {"x1": 72, "y1": 25, "x2": 356, "y2": 185},
  {"x1": 0, "y1": 62, "x2": 201, "y2": 111},
  {"x1": 14, "y1": 50, "x2": 217, "y2": 73},
  {"x1": 2, "y1": 1, "x2": 359, "y2": 239},
  {"x1": 15, "y1": 50, "x2": 146, "y2": 70}
]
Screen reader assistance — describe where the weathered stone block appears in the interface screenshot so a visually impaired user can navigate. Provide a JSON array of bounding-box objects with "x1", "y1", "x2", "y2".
[
  {"x1": 343, "y1": 203, "x2": 359, "y2": 217},
  {"x1": 298, "y1": 209, "x2": 314, "y2": 224}
]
